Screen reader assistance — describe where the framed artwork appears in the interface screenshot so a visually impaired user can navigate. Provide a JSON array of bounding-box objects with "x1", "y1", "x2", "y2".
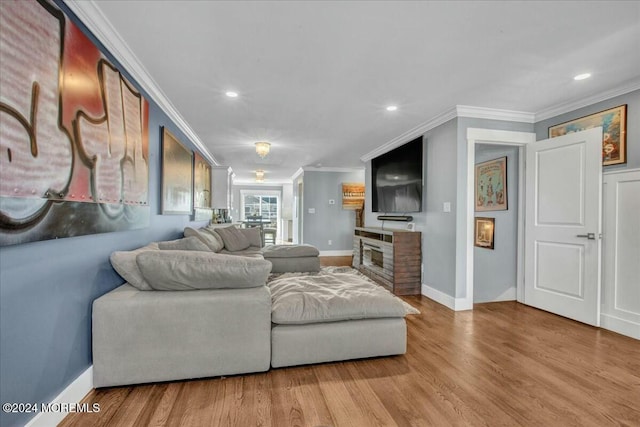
[
  {"x1": 549, "y1": 105, "x2": 627, "y2": 166},
  {"x1": 474, "y1": 217, "x2": 495, "y2": 250},
  {"x1": 0, "y1": 0, "x2": 151, "y2": 246},
  {"x1": 342, "y1": 182, "x2": 365, "y2": 210},
  {"x1": 193, "y1": 151, "x2": 213, "y2": 221},
  {"x1": 475, "y1": 157, "x2": 507, "y2": 212},
  {"x1": 161, "y1": 127, "x2": 193, "y2": 215}
]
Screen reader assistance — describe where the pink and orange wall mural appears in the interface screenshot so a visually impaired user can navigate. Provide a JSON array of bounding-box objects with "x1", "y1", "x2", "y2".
[{"x1": 0, "y1": 0, "x2": 150, "y2": 246}]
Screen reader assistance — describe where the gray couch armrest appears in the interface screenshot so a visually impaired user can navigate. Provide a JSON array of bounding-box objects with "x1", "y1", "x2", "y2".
[{"x1": 93, "y1": 284, "x2": 271, "y2": 387}]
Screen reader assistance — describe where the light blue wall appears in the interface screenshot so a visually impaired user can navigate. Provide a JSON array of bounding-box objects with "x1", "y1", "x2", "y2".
[
  {"x1": 0, "y1": 3, "x2": 209, "y2": 426},
  {"x1": 473, "y1": 145, "x2": 519, "y2": 303},
  {"x1": 534, "y1": 90, "x2": 640, "y2": 172},
  {"x1": 302, "y1": 170, "x2": 365, "y2": 252}
]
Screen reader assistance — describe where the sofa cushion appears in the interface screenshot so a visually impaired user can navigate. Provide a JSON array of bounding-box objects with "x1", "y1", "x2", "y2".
[
  {"x1": 262, "y1": 244, "x2": 319, "y2": 258},
  {"x1": 136, "y1": 250, "x2": 272, "y2": 291},
  {"x1": 238, "y1": 227, "x2": 263, "y2": 248},
  {"x1": 215, "y1": 226, "x2": 251, "y2": 252},
  {"x1": 184, "y1": 226, "x2": 224, "y2": 252},
  {"x1": 158, "y1": 236, "x2": 211, "y2": 252},
  {"x1": 219, "y1": 247, "x2": 264, "y2": 258},
  {"x1": 110, "y1": 242, "x2": 159, "y2": 291}
]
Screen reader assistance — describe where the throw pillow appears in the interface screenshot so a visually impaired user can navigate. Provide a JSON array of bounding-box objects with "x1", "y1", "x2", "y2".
[
  {"x1": 238, "y1": 227, "x2": 263, "y2": 248},
  {"x1": 109, "y1": 242, "x2": 159, "y2": 291},
  {"x1": 215, "y1": 226, "x2": 251, "y2": 252},
  {"x1": 136, "y1": 250, "x2": 272, "y2": 291},
  {"x1": 158, "y1": 237, "x2": 210, "y2": 252},
  {"x1": 184, "y1": 226, "x2": 224, "y2": 252}
]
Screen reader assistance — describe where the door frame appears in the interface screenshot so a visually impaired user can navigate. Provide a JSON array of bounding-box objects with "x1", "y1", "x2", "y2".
[{"x1": 461, "y1": 128, "x2": 536, "y2": 309}]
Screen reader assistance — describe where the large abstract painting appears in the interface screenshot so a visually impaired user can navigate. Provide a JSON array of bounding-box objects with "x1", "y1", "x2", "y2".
[
  {"x1": 161, "y1": 128, "x2": 193, "y2": 215},
  {"x1": 0, "y1": 0, "x2": 150, "y2": 246},
  {"x1": 193, "y1": 151, "x2": 212, "y2": 221}
]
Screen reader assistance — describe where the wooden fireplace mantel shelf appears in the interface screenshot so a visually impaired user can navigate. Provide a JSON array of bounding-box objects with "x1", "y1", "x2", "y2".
[{"x1": 352, "y1": 227, "x2": 422, "y2": 295}]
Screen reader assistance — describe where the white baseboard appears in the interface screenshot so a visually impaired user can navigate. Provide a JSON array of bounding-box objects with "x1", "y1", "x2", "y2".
[
  {"x1": 421, "y1": 284, "x2": 472, "y2": 311},
  {"x1": 25, "y1": 366, "x2": 93, "y2": 427},
  {"x1": 600, "y1": 314, "x2": 640, "y2": 340},
  {"x1": 474, "y1": 286, "x2": 517, "y2": 304},
  {"x1": 319, "y1": 250, "x2": 353, "y2": 257}
]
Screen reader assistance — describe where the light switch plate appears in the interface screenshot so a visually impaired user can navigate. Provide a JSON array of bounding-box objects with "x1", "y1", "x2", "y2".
[
  {"x1": 443, "y1": 202, "x2": 451, "y2": 212},
  {"x1": 308, "y1": 208, "x2": 316, "y2": 214},
  {"x1": 329, "y1": 199, "x2": 335, "y2": 205}
]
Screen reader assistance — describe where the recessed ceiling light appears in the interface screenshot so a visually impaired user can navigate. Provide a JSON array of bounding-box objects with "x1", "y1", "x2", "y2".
[
  {"x1": 225, "y1": 91, "x2": 238, "y2": 98},
  {"x1": 386, "y1": 105, "x2": 398, "y2": 111},
  {"x1": 574, "y1": 73, "x2": 591, "y2": 81}
]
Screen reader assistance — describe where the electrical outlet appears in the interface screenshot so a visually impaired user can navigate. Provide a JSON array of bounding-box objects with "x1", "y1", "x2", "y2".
[
  {"x1": 443, "y1": 202, "x2": 451, "y2": 212},
  {"x1": 329, "y1": 199, "x2": 335, "y2": 205},
  {"x1": 328, "y1": 240, "x2": 333, "y2": 245},
  {"x1": 308, "y1": 208, "x2": 316, "y2": 214}
]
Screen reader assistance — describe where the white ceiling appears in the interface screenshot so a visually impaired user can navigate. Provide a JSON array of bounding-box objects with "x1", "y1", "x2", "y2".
[{"x1": 89, "y1": 0, "x2": 640, "y2": 183}]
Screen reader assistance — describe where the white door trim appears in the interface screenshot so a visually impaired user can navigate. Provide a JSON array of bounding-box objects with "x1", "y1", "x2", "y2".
[{"x1": 461, "y1": 128, "x2": 536, "y2": 310}]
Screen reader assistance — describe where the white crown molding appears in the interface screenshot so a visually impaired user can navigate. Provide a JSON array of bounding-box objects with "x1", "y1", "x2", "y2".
[
  {"x1": 361, "y1": 106, "x2": 458, "y2": 162},
  {"x1": 456, "y1": 105, "x2": 535, "y2": 123},
  {"x1": 302, "y1": 166, "x2": 365, "y2": 173},
  {"x1": 535, "y1": 79, "x2": 640, "y2": 122},
  {"x1": 360, "y1": 104, "x2": 535, "y2": 162},
  {"x1": 63, "y1": 0, "x2": 218, "y2": 166},
  {"x1": 291, "y1": 167, "x2": 305, "y2": 182},
  {"x1": 233, "y1": 179, "x2": 291, "y2": 186}
]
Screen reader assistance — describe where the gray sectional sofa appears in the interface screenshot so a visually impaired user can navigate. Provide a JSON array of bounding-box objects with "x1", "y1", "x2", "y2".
[{"x1": 93, "y1": 225, "x2": 413, "y2": 388}]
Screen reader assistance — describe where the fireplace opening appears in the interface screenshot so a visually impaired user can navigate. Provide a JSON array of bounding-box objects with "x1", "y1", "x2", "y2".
[{"x1": 370, "y1": 248, "x2": 384, "y2": 268}]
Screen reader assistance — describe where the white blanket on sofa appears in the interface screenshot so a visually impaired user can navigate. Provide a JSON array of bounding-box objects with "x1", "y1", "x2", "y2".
[{"x1": 268, "y1": 267, "x2": 420, "y2": 325}]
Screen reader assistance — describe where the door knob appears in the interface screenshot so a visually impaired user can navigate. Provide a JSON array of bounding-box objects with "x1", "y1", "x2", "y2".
[{"x1": 576, "y1": 233, "x2": 596, "y2": 240}]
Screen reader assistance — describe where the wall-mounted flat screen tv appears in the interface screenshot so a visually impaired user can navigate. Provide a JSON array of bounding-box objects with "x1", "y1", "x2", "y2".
[{"x1": 372, "y1": 136, "x2": 423, "y2": 213}]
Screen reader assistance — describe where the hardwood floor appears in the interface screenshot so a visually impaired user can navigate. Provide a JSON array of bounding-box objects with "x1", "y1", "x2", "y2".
[
  {"x1": 319, "y1": 255, "x2": 353, "y2": 267},
  {"x1": 61, "y1": 298, "x2": 640, "y2": 427}
]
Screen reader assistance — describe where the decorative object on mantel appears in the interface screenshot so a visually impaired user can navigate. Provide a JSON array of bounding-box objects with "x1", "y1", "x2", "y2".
[
  {"x1": 548, "y1": 105, "x2": 627, "y2": 166},
  {"x1": 255, "y1": 170, "x2": 265, "y2": 182},
  {"x1": 255, "y1": 141, "x2": 271, "y2": 158},
  {"x1": 474, "y1": 217, "x2": 495, "y2": 249},
  {"x1": 342, "y1": 182, "x2": 365, "y2": 210},
  {"x1": 161, "y1": 127, "x2": 193, "y2": 215},
  {"x1": 0, "y1": 0, "x2": 150, "y2": 246},
  {"x1": 475, "y1": 157, "x2": 507, "y2": 212},
  {"x1": 193, "y1": 151, "x2": 212, "y2": 221}
]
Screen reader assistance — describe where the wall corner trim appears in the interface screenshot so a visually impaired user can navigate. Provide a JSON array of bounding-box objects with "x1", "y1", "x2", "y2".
[
  {"x1": 421, "y1": 284, "x2": 472, "y2": 311},
  {"x1": 24, "y1": 366, "x2": 93, "y2": 427},
  {"x1": 62, "y1": 0, "x2": 218, "y2": 166},
  {"x1": 291, "y1": 167, "x2": 305, "y2": 182}
]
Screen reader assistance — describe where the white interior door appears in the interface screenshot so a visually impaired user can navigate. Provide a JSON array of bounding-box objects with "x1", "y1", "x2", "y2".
[{"x1": 524, "y1": 127, "x2": 603, "y2": 326}]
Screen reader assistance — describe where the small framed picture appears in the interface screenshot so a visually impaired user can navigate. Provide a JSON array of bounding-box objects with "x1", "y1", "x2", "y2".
[
  {"x1": 407, "y1": 222, "x2": 415, "y2": 231},
  {"x1": 474, "y1": 217, "x2": 495, "y2": 249}
]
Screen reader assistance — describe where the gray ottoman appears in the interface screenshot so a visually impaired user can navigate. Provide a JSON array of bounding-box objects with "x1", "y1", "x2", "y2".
[{"x1": 262, "y1": 244, "x2": 320, "y2": 273}]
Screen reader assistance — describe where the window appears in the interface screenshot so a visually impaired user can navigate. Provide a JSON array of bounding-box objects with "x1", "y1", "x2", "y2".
[{"x1": 243, "y1": 194, "x2": 278, "y2": 226}]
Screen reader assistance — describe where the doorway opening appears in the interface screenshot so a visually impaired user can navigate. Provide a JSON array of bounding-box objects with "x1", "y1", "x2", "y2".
[{"x1": 462, "y1": 128, "x2": 536, "y2": 308}]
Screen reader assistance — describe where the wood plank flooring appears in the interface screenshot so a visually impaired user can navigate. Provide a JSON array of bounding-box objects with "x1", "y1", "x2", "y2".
[
  {"x1": 319, "y1": 256, "x2": 353, "y2": 267},
  {"x1": 60, "y1": 298, "x2": 640, "y2": 427}
]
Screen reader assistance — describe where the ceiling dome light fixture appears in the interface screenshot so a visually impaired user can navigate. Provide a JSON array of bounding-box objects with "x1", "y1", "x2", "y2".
[
  {"x1": 225, "y1": 91, "x2": 238, "y2": 98},
  {"x1": 255, "y1": 170, "x2": 265, "y2": 182},
  {"x1": 255, "y1": 141, "x2": 271, "y2": 158},
  {"x1": 386, "y1": 105, "x2": 398, "y2": 111},
  {"x1": 574, "y1": 73, "x2": 591, "y2": 81}
]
